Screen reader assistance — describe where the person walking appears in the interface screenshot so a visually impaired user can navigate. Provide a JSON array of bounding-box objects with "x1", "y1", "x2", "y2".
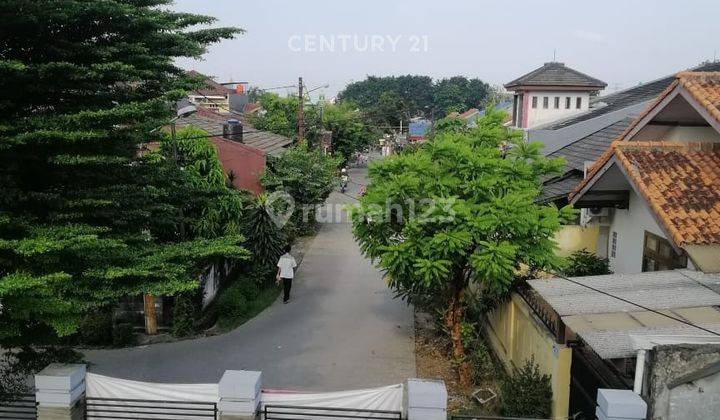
[{"x1": 276, "y1": 245, "x2": 298, "y2": 304}]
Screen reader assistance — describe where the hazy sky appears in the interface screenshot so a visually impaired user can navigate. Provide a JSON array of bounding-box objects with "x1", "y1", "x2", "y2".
[{"x1": 174, "y1": 0, "x2": 720, "y2": 99}]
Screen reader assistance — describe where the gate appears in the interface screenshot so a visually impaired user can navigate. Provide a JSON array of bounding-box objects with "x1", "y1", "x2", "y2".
[
  {"x1": 263, "y1": 404, "x2": 402, "y2": 419},
  {"x1": 85, "y1": 397, "x2": 217, "y2": 420},
  {"x1": 0, "y1": 394, "x2": 37, "y2": 420}
]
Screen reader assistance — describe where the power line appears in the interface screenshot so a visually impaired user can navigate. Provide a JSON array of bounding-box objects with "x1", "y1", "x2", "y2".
[{"x1": 547, "y1": 271, "x2": 720, "y2": 337}]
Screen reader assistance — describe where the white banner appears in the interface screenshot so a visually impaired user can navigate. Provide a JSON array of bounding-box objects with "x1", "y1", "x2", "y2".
[
  {"x1": 261, "y1": 384, "x2": 403, "y2": 412},
  {"x1": 86, "y1": 373, "x2": 219, "y2": 402}
]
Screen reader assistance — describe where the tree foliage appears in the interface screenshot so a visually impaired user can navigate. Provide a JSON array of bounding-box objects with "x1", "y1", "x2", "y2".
[
  {"x1": 337, "y1": 75, "x2": 491, "y2": 125},
  {"x1": 500, "y1": 357, "x2": 553, "y2": 418},
  {"x1": 263, "y1": 144, "x2": 341, "y2": 233},
  {"x1": 351, "y1": 110, "x2": 574, "y2": 384},
  {"x1": 562, "y1": 249, "x2": 612, "y2": 277},
  {"x1": 0, "y1": 0, "x2": 246, "y2": 347}
]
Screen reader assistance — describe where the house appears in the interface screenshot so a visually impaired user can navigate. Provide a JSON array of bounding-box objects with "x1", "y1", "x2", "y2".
[
  {"x1": 174, "y1": 107, "x2": 293, "y2": 194},
  {"x1": 505, "y1": 62, "x2": 607, "y2": 129},
  {"x1": 515, "y1": 270, "x2": 720, "y2": 419},
  {"x1": 408, "y1": 117, "x2": 431, "y2": 142},
  {"x1": 186, "y1": 70, "x2": 251, "y2": 115},
  {"x1": 569, "y1": 72, "x2": 720, "y2": 274}
]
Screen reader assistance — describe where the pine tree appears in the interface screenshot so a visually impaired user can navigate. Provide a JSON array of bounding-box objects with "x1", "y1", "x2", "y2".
[{"x1": 0, "y1": 0, "x2": 246, "y2": 346}]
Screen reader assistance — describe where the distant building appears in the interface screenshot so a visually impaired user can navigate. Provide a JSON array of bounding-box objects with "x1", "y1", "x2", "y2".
[
  {"x1": 505, "y1": 62, "x2": 607, "y2": 129},
  {"x1": 408, "y1": 118, "x2": 431, "y2": 142}
]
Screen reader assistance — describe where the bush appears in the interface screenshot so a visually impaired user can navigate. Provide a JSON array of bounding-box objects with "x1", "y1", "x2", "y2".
[
  {"x1": 171, "y1": 293, "x2": 199, "y2": 338},
  {"x1": 500, "y1": 357, "x2": 552, "y2": 418},
  {"x1": 563, "y1": 249, "x2": 611, "y2": 277},
  {"x1": 78, "y1": 309, "x2": 113, "y2": 345},
  {"x1": 216, "y1": 284, "x2": 249, "y2": 325},
  {"x1": 112, "y1": 323, "x2": 136, "y2": 347},
  {"x1": 469, "y1": 341, "x2": 494, "y2": 384}
]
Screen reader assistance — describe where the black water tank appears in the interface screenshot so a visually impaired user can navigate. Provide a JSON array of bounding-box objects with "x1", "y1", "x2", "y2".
[{"x1": 223, "y1": 119, "x2": 243, "y2": 142}]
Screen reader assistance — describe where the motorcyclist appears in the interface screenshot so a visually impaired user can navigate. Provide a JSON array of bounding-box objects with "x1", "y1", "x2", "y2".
[{"x1": 340, "y1": 168, "x2": 349, "y2": 193}]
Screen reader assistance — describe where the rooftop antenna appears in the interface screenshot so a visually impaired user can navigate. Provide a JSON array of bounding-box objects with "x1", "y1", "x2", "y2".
[{"x1": 553, "y1": 49, "x2": 557, "y2": 62}]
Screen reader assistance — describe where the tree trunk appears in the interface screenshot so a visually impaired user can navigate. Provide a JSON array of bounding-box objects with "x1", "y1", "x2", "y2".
[
  {"x1": 144, "y1": 294, "x2": 158, "y2": 335},
  {"x1": 446, "y1": 288, "x2": 472, "y2": 387}
]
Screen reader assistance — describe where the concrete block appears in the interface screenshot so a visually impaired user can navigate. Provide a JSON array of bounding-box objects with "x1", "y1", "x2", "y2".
[
  {"x1": 597, "y1": 389, "x2": 647, "y2": 419},
  {"x1": 37, "y1": 401, "x2": 84, "y2": 420},
  {"x1": 406, "y1": 379, "x2": 446, "y2": 420},
  {"x1": 36, "y1": 384, "x2": 85, "y2": 407},
  {"x1": 218, "y1": 399, "x2": 259, "y2": 413},
  {"x1": 596, "y1": 406, "x2": 642, "y2": 420},
  {"x1": 218, "y1": 370, "x2": 262, "y2": 400},
  {"x1": 35, "y1": 364, "x2": 86, "y2": 393}
]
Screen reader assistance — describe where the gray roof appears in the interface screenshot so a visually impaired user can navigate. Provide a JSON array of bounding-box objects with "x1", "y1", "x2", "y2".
[
  {"x1": 505, "y1": 62, "x2": 606, "y2": 89},
  {"x1": 527, "y1": 269, "x2": 720, "y2": 317},
  {"x1": 177, "y1": 109, "x2": 292, "y2": 156},
  {"x1": 544, "y1": 61, "x2": 720, "y2": 130},
  {"x1": 548, "y1": 118, "x2": 633, "y2": 172},
  {"x1": 538, "y1": 172, "x2": 583, "y2": 204}
]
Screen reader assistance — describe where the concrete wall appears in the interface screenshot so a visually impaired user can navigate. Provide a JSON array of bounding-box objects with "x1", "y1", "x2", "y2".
[
  {"x1": 484, "y1": 293, "x2": 572, "y2": 419},
  {"x1": 647, "y1": 344, "x2": 720, "y2": 420},
  {"x1": 554, "y1": 224, "x2": 600, "y2": 257},
  {"x1": 526, "y1": 91, "x2": 590, "y2": 128},
  {"x1": 607, "y1": 190, "x2": 667, "y2": 273}
]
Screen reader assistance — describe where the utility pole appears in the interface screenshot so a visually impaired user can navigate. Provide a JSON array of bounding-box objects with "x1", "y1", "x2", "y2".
[{"x1": 297, "y1": 76, "x2": 304, "y2": 143}]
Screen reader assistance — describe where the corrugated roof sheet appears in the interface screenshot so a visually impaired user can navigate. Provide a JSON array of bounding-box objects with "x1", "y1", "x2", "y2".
[{"x1": 527, "y1": 269, "x2": 720, "y2": 316}]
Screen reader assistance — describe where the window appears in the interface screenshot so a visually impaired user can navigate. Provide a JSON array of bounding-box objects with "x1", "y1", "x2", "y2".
[
  {"x1": 610, "y1": 231, "x2": 617, "y2": 258},
  {"x1": 532, "y1": 96, "x2": 538, "y2": 109},
  {"x1": 543, "y1": 97, "x2": 549, "y2": 109},
  {"x1": 576, "y1": 97, "x2": 582, "y2": 109},
  {"x1": 565, "y1": 97, "x2": 571, "y2": 109},
  {"x1": 554, "y1": 97, "x2": 560, "y2": 109},
  {"x1": 642, "y1": 231, "x2": 687, "y2": 272}
]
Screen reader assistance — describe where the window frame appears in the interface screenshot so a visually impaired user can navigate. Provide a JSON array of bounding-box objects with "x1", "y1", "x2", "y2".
[
  {"x1": 554, "y1": 96, "x2": 560, "y2": 109},
  {"x1": 543, "y1": 97, "x2": 549, "y2": 109},
  {"x1": 532, "y1": 96, "x2": 538, "y2": 109},
  {"x1": 565, "y1": 97, "x2": 571, "y2": 109},
  {"x1": 576, "y1": 97, "x2": 582, "y2": 109},
  {"x1": 642, "y1": 231, "x2": 687, "y2": 272}
]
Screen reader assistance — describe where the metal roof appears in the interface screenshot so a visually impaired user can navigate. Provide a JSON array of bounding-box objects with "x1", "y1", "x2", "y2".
[{"x1": 527, "y1": 269, "x2": 720, "y2": 317}]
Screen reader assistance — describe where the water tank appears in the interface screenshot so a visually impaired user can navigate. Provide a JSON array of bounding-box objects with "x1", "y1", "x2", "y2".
[{"x1": 223, "y1": 119, "x2": 243, "y2": 142}]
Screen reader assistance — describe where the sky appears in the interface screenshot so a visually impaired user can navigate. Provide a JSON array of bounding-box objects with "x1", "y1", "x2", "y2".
[{"x1": 174, "y1": 0, "x2": 720, "y2": 99}]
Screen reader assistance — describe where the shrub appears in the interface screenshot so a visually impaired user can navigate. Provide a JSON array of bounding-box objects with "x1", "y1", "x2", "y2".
[
  {"x1": 78, "y1": 309, "x2": 113, "y2": 345},
  {"x1": 236, "y1": 281, "x2": 260, "y2": 301},
  {"x1": 171, "y1": 293, "x2": 199, "y2": 338},
  {"x1": 469, "y1": 341, "x2": 494, "y2": 384},
  {"x1": 216, "y1": 284, "x2": 249, "y2": 325},
  {"x1": 112, "y1": 323, "x2": 136, "y2": 347},
  {"x1": 563, "y1": 249, "x2": 611, "y2": 277},
  {"x1": 500, "y1": 357, "x2": 552, "y2": 418}
]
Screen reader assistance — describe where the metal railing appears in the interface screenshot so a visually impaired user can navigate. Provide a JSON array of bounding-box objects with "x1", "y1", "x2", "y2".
[
  {"x1": 451, "y1": 415, "x2": 549, "y2": 420},
  {"x1": 85, "y1": 397, "x2": 217, "y2": 420},
  {"x1": 516, "y1": 283, "x2": 565, "y2": 344},
  {"x1": 0, "y1": 393, "x2": 37, "y2": 420},
  {"x1": 263, "y1": 404, "x2": 403, "y2": 419}
]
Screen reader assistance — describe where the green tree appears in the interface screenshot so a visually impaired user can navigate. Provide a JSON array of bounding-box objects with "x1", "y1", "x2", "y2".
[
  {"x1": 322, "y1": 102, "x2": 375, "y2": 161},
  {"x1": 0, "y1": 0, "x2": 246, "y2": 349},
  {"x1": 500, "y1": 357, "x2": 553, "y2": 418},
  {"x1": 263, "y1": 144, "x2": 341, "y2": 234},
  {"x1": 351, "y1": 110, "x2": 573, "y2": 385}
]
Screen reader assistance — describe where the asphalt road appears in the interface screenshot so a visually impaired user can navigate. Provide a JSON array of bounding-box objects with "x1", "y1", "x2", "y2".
[{"x1": 83, "y1": 167, "x2": 416, "y2": 391}]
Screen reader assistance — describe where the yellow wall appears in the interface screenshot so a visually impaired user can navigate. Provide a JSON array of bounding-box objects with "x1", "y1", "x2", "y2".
[
  {"x1": 554, "y1": 224, "x2": 600, "y2": 257},
  {"x1": 484, "y1": 293, "x2": 572, "y2": 419}
]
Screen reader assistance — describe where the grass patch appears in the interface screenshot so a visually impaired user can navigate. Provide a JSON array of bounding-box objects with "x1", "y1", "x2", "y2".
[{"x1": 215, "y1": 284, "x2": 281, "y2": 332}]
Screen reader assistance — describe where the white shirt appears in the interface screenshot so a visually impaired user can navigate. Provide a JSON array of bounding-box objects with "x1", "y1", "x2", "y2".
[{"x1": 277, "y1": 253, "x2": 298, "y2": 279}]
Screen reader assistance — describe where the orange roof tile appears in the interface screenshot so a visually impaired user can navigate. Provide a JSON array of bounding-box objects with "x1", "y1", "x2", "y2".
[
  {"x1": 677, "y1": 71, "x2": 720, "y2": 125},
  {"x1": 572, "y1": 142, "x2": 720, "y2": 247}
]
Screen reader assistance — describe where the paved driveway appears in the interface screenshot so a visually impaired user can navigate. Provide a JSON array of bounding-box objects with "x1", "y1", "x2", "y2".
[{"x1": 84, "y1": 167, "x2": 415, "y2": 390}]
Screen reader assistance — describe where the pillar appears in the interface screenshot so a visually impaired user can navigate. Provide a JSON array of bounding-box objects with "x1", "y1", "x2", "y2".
[
  {"x1": 34, "y1": 364, "x2": 86, "y2": 420},
  {"x1": 405, "y1": 378, "x2": 447, "y2": 420},
  {"x1": 596, "y1": 389, "x2": 647, "y2": 420},
  {"x1": 218, "y1": 370, "x2": 262, "y2": 420}
]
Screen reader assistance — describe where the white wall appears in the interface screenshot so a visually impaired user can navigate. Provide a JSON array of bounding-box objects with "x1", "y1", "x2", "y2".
[
  {"x1": 526, "y1": 91, "x2": 590, "y2": 128},
  {"x1": 607, "y1": 190, "x2": 667, "y2": 274},
  {"x1": 634, "y1": 125, "x2": 720, "y2": 142}
]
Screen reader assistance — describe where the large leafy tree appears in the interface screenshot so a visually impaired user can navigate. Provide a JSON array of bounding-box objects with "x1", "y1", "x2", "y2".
[
  {"x1": 351, "y1": 110, "x2": 574, "y2": 385},
  {"x1": 321, "y1": 101, "x2": 374, "y2": 161},
  {"x1": 0, "y1": 1, "x2": 246, "y2": 347}
]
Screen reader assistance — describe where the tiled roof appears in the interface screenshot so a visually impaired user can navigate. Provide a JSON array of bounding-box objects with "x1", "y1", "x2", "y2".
[
  {"x1": 187, "y1": 70, "x2": 232, "y2": 97},
  {"x1": 677, "y1": 71, "x2": 720, "y2": 125},
  {"x1": 545, "y1": 62, "x2": 720, "y2": 130},
  {"x1": 571, "y1": 141, "x2": 720, "y2": 247},
  {"x1": 538, "y1": 118, "x2": 633, "y2": 204},
  {"x1": 176, "y1": 107, "x2": 292, "y2": 156},
  {"x1": 505, "y1": 62, "x2": 606, "y2": 90}
]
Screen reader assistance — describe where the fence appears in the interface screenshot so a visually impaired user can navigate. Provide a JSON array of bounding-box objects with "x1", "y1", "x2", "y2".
[
  {"x1": 263, "y1": 404, "x2": 403, "y2": 420},
  {"x1": 85, "y1": 397, "x2": 217, "y2": 420},
  {"x1": 0, "y1": 394, "x2": 37, "y2": 420},
  {"x1": 451, "y1": 416, "x2": 549, "y2": 420}
]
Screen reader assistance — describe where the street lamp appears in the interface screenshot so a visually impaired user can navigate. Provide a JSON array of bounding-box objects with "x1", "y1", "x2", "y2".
[{"x1": 169, "y1": 105, "x2": 198, "y2": 167}]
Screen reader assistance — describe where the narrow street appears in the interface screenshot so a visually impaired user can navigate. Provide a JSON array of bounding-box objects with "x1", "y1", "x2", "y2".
[{"x1": 83, "y1": 167, "x2": 416, "y2": 391}]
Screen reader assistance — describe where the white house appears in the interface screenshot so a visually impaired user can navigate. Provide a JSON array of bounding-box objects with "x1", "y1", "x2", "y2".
[
  {"x1": 505, "y1": 62, "x2": 607, "y2": 129},
  {"x1": 570, "y1": 72, "x2": 720, "y2": 274}
]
